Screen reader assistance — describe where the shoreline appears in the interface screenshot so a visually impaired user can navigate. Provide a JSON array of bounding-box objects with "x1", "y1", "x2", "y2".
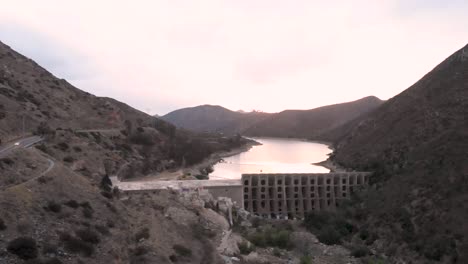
[{"x1": 125, "y1": 139, "x2": 260, "y2": 182}]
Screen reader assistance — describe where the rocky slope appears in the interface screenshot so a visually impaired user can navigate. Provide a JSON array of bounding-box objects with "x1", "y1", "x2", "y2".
[
  {"x1": 244, "y1": 96, "x2": 383, "y2": 139},
  {"x1": 161, "y1": 105, "x2": 271, "y2": 135},
  {"x1": 333, "y1": 43, "x2": 468, "y2": 263},
  {"x1": 0, "y1": 40, "x2": 253, "y2": 264}
]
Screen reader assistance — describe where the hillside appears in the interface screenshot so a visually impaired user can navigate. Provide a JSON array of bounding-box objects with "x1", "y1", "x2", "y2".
[
  {"x1": 161, "y1": 105, "x2": 271, "y2": 134},
  {"x1": 333, "y1": 44, "x2": 468, "y2": 262},
  {"x1": 0, "y1": 40, "x2": 254, "y2": 264},
  {"x1": 244, "y1": 96, "x2": 383, "y2": 139}
]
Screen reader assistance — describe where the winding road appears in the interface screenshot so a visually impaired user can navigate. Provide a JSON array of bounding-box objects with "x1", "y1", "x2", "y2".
[
  {"x1": 0, "y1": 136, "x2": 44, "y2": 158},
  {"x1": 0, "y1": 135, "x2": 53, "y2": 190}
]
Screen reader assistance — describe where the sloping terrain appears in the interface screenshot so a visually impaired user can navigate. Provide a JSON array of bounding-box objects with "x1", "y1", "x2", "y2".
[
  {"x1": 333, "y1": 44, "x2": 468, "y2": 263},
  {"x1": 161, "y1": 105, "x2": 271, "y2": 135},
  {"x1": 0, "y1": 40, "x2": 251, "y2": 263},
  {"x1": 244, "y1": 96, "x2": 383, "y2": 139}
]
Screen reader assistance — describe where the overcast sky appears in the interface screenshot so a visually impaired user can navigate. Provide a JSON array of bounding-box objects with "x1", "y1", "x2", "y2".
[{"x1": 1, "y1": 0, "x2": 467, "y2": 115}]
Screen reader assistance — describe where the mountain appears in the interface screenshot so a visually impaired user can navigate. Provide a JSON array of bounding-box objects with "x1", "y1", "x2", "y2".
[
  {"x1": 333, "y1": 44, "x2": 468, "y2": 262},
  {"x1": 161, "y1": 105, "x2": 272, "y2": 134},
  {"x1": 0, "y1": 40, "x2": 250, "y2": 263},
  {"x1": 244, "y1": 96, "x2": 383, "y2": 139}
]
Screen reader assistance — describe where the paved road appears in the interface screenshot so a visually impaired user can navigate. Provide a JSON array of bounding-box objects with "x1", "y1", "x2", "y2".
[{"x1": 0, "y1": 136, "x2": 44, "y2": 158}]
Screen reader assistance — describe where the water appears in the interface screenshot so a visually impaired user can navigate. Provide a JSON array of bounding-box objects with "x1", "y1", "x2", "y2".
[{"x1": 209, "y1": 138, "x2": 332, "y2": 180}]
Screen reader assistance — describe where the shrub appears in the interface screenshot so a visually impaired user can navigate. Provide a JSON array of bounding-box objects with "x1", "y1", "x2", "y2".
[
  {"x1": 45, "y1": 201, "x2": 62, "y2": 213},
  {"x1": 56, "y1": 142, "x2": 69, "y2": 151},
  {"x1": 76, "y1": 228, "x2": 100, "y2": 244},
  {"x1": 316, "y1": 227, "x2": 341, "y2": 245},
  {"x1": 35, "y1": 144, "x2": 48, "y2": 153},
  {"x1": 133, "y1": 245, "x2": 150, "y2": 256},
  {"x1": 82, "y1": 207, "x2": 94, "y2": 219},
  {"x1": 64, "y1": 200, "x2": 79, "y2": 209},
  {"x1": 248, "y1": 227, "x2": 293, "y2": 249},
  {"x1": 0, "y1": 157, "x2": 14, "y2": 165},
  {"x1": 7, "y1": 237, "x2": 38, "y2": 260},
  {"x1": 0, "y1": 218, "x2": 6, "y2": 230},
  {"x1": 60, "y1": 233, "x2": 94, "y2": 257},
  {"x1": 73, "y1": 146, "x2": 82, "y2": 152},
  {"x1": 304, "y1": 211, "x2": 354, "y2": 245},
  {"x1": 135, "y1": 227, "x2": 150, "y2": 242},
  {"x1": 95, "y1": 225, "x2": 110, "y2": 236},
  {"x1": 351, "y1": 245, "x2": 371, "y2": 258},
  {"x1": 238, "y1": 242, "x2": 254, "y2": 255},
  {"x1": 173, "y1": 244, "x2": 192, "y2": 257},
  {"x1": 300, "y1": 255, "x2": 313, "y2": 264},
  {"x1": 63, "y1": 156, "x2": 74, "y2": 163},
  {"x1": 42, "y1": 243, "x2": 59, "y2": 255}
]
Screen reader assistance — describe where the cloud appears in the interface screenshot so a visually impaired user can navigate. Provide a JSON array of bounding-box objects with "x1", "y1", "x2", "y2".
[{"x1": 0, "y1": 0, "x2": 467, "y2": 114}]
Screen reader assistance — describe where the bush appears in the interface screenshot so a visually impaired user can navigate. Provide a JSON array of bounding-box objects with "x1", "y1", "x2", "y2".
[
  {"x1": 351, "y1": 245, "x2": 371, "y2": 258},
  {"x1": 304, "y1": 211, "x2": 354, "y2": 245},
  {"x1": 45, "y1": 201, "x2": 62, "y2": 213},
  {"x1": 35, "y1": 144, "x2": 48, "y2": 153},
  {"x1": 82, "y1": 207, "x2": 94, "y2": 218},
  {"x1": 60, "y1": 233, "x2": 94, "y2": 257},
  {"x1": 135, "y1": 227, "x2": 150, "y2": 242},
  {"x1": 56, "y1": 142, "x2": 69, "y2": 151},
  {"x1": 316, "y1": 227, "x2": 341, "y2": 245},
  {"x1": 238, "y1": 242, "x2": 254, "y2": 255},
  {"x1": 248, "y1": 227, "x2": 293, "y2": 249},
  {"x1": 76, "y1": 228, "x2": 100, "y2": 244},
  {"x1": 42, "y1": 243, "x2": 59, "y2": 255},
  {"x1": 300, "y1": 255, "x2": 313, "y2": 264},
  {"x1": 173, "y1": 244, "x2": 192, "y2": 257},
  {"x1": 7, "y1": 237, "x2": 38, "y2": 260},
  {"x1": 73, "y1": 146, "x2": 82, "y2": 152},
  {"x1": 0, "y1": 218, "x2": 6, "y2": 230},
  {"x1": 63, "y1": 156, "x2": 74, "y2": 163},
  {"x1": 64, "y1": 200, "x2": 79, "y2": 209}
]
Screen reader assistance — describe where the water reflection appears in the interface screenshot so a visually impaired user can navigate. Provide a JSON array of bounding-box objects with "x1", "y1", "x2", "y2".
[{"x1": 210, "y1": 138, "x2": 332, "y2": 179}]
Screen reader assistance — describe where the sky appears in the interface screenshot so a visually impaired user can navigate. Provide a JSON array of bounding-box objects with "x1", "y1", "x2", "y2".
[{"x1": 0, "y1": 0, "x2": 467, "y2": 115}]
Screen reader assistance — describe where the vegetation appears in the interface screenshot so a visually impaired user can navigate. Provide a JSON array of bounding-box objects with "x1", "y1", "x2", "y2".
[
  {"x1": 45, "y1": 201, "x2": 62, "y2": 213},
  {"x1": 173, "y1": 244, "x2": 192, "y2": 257},
  {"x1": 247, "y1": 227, "x2": 293, "y2": 249},
  {"x1": 60, "y1": 233, "x2": 95, "y2": 257},
  {"x1": 300, "y1": 255, "x2": 313, "y2": 264},
  {"x1": 238, "y1": 241, "x2": 255, "y2": 255},
  {"x1": 303, "y1": 211, "x2": 354, "y2": 245},
  {"x1": 7, "y1": 237, "x2": 38, "y2": 260},
  {"x1": 0, "y1": 217, "x2": 6, "y2": 230},
  {"x1": 76, "y1": 228, "x2": 100, "y2": 244},
  {"x1": 135, "y1": 227, "x2": 150, "y2": 242}
]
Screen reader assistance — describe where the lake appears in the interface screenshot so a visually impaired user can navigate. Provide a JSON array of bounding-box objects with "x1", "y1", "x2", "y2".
[{"x1": 209, "y1": 137, "x2": 332, "y2": 180}]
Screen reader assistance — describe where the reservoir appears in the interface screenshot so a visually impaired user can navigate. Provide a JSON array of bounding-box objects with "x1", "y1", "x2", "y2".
[{"x1": 210, "y1": 137, "x2": 332, "y2": 180}]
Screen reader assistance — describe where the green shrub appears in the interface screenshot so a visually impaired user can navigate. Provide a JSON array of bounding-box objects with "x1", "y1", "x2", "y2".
[
  {"x1": 300, "y1": 255, "x2": 313, "y2": 264},
  {"x1": 7, "y1": 237, "x2": 38, "y2": 260},
  {"x1": 304, "y1": 211, "x2": 354, "y2": 245},
  {"x1": 248, "y1": 227, "x2": 293, "y2": 249},
  {"x1": 238, "y1": 241, "x2": 254, "y2": 255}
]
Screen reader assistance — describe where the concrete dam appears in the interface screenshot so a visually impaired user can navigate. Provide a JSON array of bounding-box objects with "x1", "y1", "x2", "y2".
[{"x1": 114, "y1": 172, "x2": 371, "y2": 219}]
